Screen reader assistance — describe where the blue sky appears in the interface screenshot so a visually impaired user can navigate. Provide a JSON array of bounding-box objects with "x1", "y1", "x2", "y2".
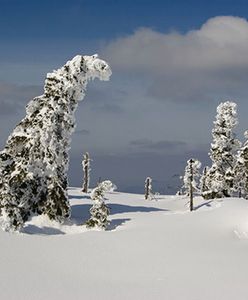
[
  {"x1": 1, "y1": 0, "x2": 248, "y2": 193},
  {"x1": 1, "y1": 0, "x2": 248, "y2": 39}
]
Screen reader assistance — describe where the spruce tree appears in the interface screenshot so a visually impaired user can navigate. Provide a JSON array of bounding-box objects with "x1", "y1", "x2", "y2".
[
  {"x1": 204, "y1": 101, "x2": 241, "y2": 199},
  {"x1": 0, "y1": 54, "x2": 111, "y2": 231},
  {"x1": 82, "y1": 152, "x2": 91, "y2": 193},
  {"x1": 85, "y1": 180, "x2": 116, "y2": 230}
]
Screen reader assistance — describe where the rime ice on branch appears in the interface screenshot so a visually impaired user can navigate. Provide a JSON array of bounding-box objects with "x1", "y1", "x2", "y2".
[{"x1": 0, "y1": 55, "x2": 111, "y2": 231}]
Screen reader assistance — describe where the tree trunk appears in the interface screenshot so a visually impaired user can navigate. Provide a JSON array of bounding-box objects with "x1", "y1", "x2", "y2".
[
  {"x1": 82, "y1": 152, "x2": 90, "y2": 193},
  {"x1": 189, "y1": 159, "x2": 194, "y2": 211},
  {"x1": 145, "y1": 177, "x2": 150, "y2": 200}
]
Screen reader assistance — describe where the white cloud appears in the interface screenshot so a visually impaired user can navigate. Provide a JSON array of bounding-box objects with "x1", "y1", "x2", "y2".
[{"x1": 102, "y1": 16, "x2": 248, "y2": 102}]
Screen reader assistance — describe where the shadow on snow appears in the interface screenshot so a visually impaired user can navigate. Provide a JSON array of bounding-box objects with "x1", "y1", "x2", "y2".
[
  {"x1": 69, "y1": 194, "x2": 91, "y2": 200},
  {"x1": 22, "y1": 225, "x2": 65, "y2": 235},
  {"x1": 194, "y1": 200, "x2": 213, "y2": 211},
  {"x1": 22, "y1": 202, "x2": 167, "y2": 236},
  {"x1": 107, "y1": 218, "x2": 131, "y2": 231},
  {"x1": 71, "y1": 203, "x2": 168, "y2": 225}
]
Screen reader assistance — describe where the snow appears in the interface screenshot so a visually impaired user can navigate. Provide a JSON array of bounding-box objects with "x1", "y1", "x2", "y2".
[{"x1": 1, "y1": 187, "x2": 248, "y2": 299}]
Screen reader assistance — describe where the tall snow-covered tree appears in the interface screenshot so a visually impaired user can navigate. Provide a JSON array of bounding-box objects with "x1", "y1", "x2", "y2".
[
  {"x1": 82, "y1": 152, "x2": 91, "y2": 193},
  {"x1": 0, "y1": 54, "x2": 111, "y2": 231},
  {"x1": 204, "y1": 101, "x2": 241, "y2": 199},
  {"x1": 145, "y1": 177, "x2": 152, "y2": 200},
  {"x1": 85, "y1": 180, "x2": 116, "y2": 230}
]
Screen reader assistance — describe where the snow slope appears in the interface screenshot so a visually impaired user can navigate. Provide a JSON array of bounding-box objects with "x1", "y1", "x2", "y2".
[{"x1": 0, "y1": 188, "x2": 248, "y2": 300}]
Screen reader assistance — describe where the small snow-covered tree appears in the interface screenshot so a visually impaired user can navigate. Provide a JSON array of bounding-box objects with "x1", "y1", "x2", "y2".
[
  {"x1": 182, "y1": 158, "x2": 201, "y2": 195},
  {"x1": 82, "y1": 152, "x2": 91, "y2": 193},
  {"x1": 182, "y1": 158, "x2": 201, "y2": 211},
  {"x1": 0, "y1": 54, "x2": 111, "y2": 231},
  {"x1": 204, "y1": 101, "x2": 241, "y2": 199},
  {"x1": 145, "y1": 177, "x2": 152, "y2": 200},
  {"x1": 85, "y1": 180, "x2": 116, "y2": 230}
]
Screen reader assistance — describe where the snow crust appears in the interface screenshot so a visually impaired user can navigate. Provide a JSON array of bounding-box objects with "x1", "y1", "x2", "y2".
[{"x1": 1, "y1": 188, "x2": 248, "y2": 299}]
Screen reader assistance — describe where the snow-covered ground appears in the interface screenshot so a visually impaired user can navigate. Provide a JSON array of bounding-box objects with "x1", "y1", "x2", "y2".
[{"x1": 1, "y1": 187, "x2": 248, "y2": 300}]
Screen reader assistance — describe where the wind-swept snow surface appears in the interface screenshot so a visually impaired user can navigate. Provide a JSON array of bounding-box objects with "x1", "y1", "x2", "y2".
[{"x1": 1, "y1": 188, "x2": 248, "y2": 300}]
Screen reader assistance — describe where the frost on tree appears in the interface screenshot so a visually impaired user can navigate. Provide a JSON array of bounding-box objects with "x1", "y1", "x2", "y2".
[
  {"x1": 85, "y1": 180, "x2": 116, "y2": 230},
  {"x1": 204, "y1": 101, "x2": 241, "y2": 199},
  {"x1": 82, "y1": 152, "x2": 91, "y2": 193},
  {"x1": 0, "y1": 54, "x2": 112, "y2": 231}
]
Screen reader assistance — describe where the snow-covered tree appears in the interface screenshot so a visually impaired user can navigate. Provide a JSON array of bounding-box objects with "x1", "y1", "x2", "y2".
[
  {"x1": 182, "y1": 158, "x2": 201, "y2": 211},
  {"x1": 182, "y1": 158, "x2": 201, "y2": 196},
  {"x1": 183, "y1": 158, "x2": 201, "y2": 211},
  {"x1": 85, "y1": 180, "x2": 116, "y2": 230},
  {"x1": 234, "y1": 130, "x2": 248, "y2": 198},
  {"x1": 82, "y1": 152, "x2": 91, "y2": 193},
  {"x1": 0, "y1": 54, "x2": 111, "y2": 231},
  {"x1": 145, "y1": 177, "x2": 152, "y2": 200},
  {"x1": 200, "y1": 166, "x2": 209, "y2": 195},
  {"x1": 233, "y1": 160, "x2": 245, "y2": 198},
  {"x1": 204, "y1": 101, "x2": 241, "y2": 199}
]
